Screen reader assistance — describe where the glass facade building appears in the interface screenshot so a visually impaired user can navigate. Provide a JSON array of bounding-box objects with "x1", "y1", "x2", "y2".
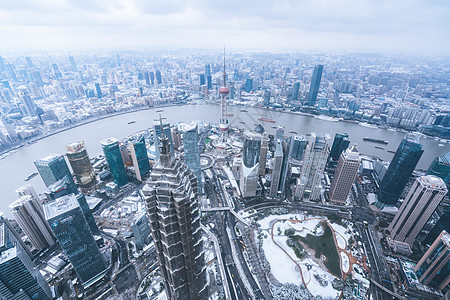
[
  {"x1": 154, "y1": 122, "x2": 174, "y2": 160},
  {"x1": 44, "y1": 194, "x2": 107, "y2": 288},
  {"x1": 242, "y1": 131, "x2": 261, "y2": 168},
  {"x1": 377, "y1": 134, "x2": 424, "y2": 206},
  {"x1": 289, "y1": 135, "x2": 307, "y2": 161},
  {"x1": 101, "y1": 138, "x2": 128, "y2": 187},
  {"x1": 128, "y1": 134, "x2": 150, "y2": 182},
  {"x1": 183, "y1": 123, "x2": 201, "y2": 189},
  {"x1": 426, "y1": 152, "x2": 450, "y2": 187},
  {"x1": 66, "y1": 141, "x2": 97, "y2": 191},
  {"x1": 329, "y1": 133, "x2": 350, "y2": 161},
  {"x1": 34, "y1": 154, "x2": 74, "y2": 187},
  {"x1": 131, "y1": 212, "x2": 151, "y2": 250},
  {"x1": 307, "y1": 64, "x2": 323, "y2": 106}
]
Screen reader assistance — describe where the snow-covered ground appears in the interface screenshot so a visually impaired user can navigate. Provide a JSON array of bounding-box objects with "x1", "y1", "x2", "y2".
[
  {"x1": 330, "y1": 223, "x2": 352, "y2": 247},
  {"x1": 288, "y1": 218, "x2": 323, "y2": 237},
  {"x1": 257, "y1": 213, "x2": 304, "y2": 230},
  {"x1": 299, "y1": 257, "x2": 341, "y2": 299},
  {"x1": 340, "y1": 252, "x2": 350, "y2": 273}
]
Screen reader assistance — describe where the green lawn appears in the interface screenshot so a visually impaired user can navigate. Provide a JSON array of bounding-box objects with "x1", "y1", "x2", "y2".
[{"x1": 299, "y1": 222, "x2": 342, "y2": 278}]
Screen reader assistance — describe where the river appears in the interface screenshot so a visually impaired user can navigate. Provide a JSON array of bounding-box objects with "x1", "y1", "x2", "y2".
[{"x1": 0, "y1": 102, "x2": 448, "y2": 216}]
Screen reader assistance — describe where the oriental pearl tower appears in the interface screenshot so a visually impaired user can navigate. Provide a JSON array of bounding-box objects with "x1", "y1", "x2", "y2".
[{"x1": 217, "y1": 49, "x2": 229, "y2": 152}]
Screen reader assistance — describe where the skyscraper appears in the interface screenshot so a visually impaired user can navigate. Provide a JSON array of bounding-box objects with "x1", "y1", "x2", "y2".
[
  {"x1": 259, "y1": 133, "x2": 269, "y2": 176},
  {"x1": 34, "y1": 154, "x2": 74, "y2": 188},
  {"x1": 142, "y1": 126, "x2": 207, "y2": 300},
  {"x1": 240, "y1": 131, "x2": 262, "y2": 198},
  {"x1": 44, "y1": 175, "x2": 79, "y2": 200},
  {"x1": 95, "y1": 83, "x2": 102, "y2": 98},
  {"x1": 415, "y1": 230, "x2": 450, "y2": 291},
  {"x1": 289, "y1": 136, "x2": 307, "y2": 161},
  {"x1": 131, "y1": 212, "x2": 151, "y2": 250},
  {"x1": 291, "y1": 82, "x2": 300, "y2": 101},
  {"x1": 307, "y1": 64, "x2": 323, "y2": 106},
  {"x1": 388, "y1": 175, "x2": 447, "y2": 246},
  {"x1": 44, "y1": 195, "x2": 107, "y2": 288},
  {"x1": 329, "y1": 133, "x2": 350, "y2": 162},
  {"x1": 377, "y1": 134, "x2": 424, "y2": 206},
  {"x1": 101, "y1": 138, "x2": 128, "y2": 186},
  {"x1": 426, "y1": 152, "x2": 450, "y2": 187},
  {"x1": 424, "y1": 208, "x2": 450, "y2": 246},
  {"x1": 183, "y1": 122, "x2": 201, "y2": 189},
  {"x1": 19, "y1": 90, "x2": 37, "y2": 117},
  {"x1": 155, "y1": 70, "x2": 162, "y2": 84},
  {"x1": 295, "y1": 133, "x2": 330, "y2": 201},
  {"x1": 9, "y1": 195, "x2": 56, "y2": 251},
  {"x1": 0, "y1": 222, "x2": 52, "y2": 300},
  {"x1": 128, "y1": 134, "x2": 150, "y2": 182},
  {"x1": 66, "y1": 141, "x2": 97, "y2": 191},
  {"x1": 270, "y1": 139, "x2": 284, "y2": 198},
  {"x1": 154, "y1": 121, "x2": 174, "y2": 159},
  {"x1": 328, "y1": 146, "x2": 361, "y2": 204}
]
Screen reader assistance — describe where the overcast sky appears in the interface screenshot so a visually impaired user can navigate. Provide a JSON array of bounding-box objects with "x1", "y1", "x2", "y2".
[{"x1": 0, "y1": 0, "x2": 449, "y2": 54}]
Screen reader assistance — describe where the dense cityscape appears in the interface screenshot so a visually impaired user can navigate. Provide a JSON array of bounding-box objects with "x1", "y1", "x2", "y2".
[{"x1": 0, "y1": 49, "x2": 448, "y2": 300}]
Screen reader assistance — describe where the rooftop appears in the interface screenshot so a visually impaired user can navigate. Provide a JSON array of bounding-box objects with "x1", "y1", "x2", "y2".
[
  {"x1": 44, "y1": 194, "x2": 79, "y2": 220},
  {"x1": 100, "y1": 137, "x2": 119, "y2": 146},
  {"x1": 420, "y1": 175, "x2": 447, "y2": 190},
  {"x1": 65, "y1": 141, "x2": 86, "y2": 153},
  {"x1": 0, "y1": 246, "x2": 17, "y2": 264},
  {"x1": 438, "y1": 152, "x2": 450, "y2": 166},
  {"x1": 35, "y1": 154, "x2": 61, "y2": 163},
  {"x1": 9, "y1": 195, "x2": 34, "y2": 209}
]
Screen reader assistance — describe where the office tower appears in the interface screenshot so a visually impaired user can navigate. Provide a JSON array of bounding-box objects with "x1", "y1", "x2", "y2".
[
  {"x1": 44, "y1": 175, "x2": 78, "y2": 200},
  {"x1": 205, "y1": 64, "x2": 211, "y2": 76},
  {"x1": 307, "y1": 64, "x2": 323, "y2": 106},
  {"x1": 377, "y1": 134, "x2": 424, "y2": 206},
  {"x1": 52, "y1": 63, "x2": 62, "y2": 79},
  {"x1": 426, "y1": 152, "x2": 450, "y2": 187},
  {"x1": 328, "y1": 146, "x2": 361, "y2": 204},
  {"x1": 424, "y1": 208, "x2": 450, "y2": 246},
  {"x1": 292, "y1": 82, "x2": 300, "y2": 101},
  {"x1": 155, "y1": 70, "x2": 162, "y2": 84},
  {"x1": 16, "y1": 184, "x2": 40, "y2": 203},
  {"x1": 10, "y1": 195, "x2": 55, "y2": 251},
  {"x1": 289, "y1": 136, "x2": 307, "y2": 161},
  {"x1": 217, "y1": 57, "x2": 229, "y2": 150},
  {"x1": 245, "y1": 78, "x2": 253, "y2": 93},
  {"x1": 259, "y1": 133, "x2": 269, "y2": 176},
  {"x1": 240, "y1": 131, "x2": 262, "y2": 198},
  {"x1": 388, "y1": 175, "x2": 447, "y2": 246},
  {"x1": 270, "y1": 139, "x2": 284, "y2": 198},
  {"x1": 66, "y1": 141, "x2": 97, "y2": 191},
  {"x1": 144, "y1": 72, "x2": 150, "y2": 85},
  {"x1": 263, "y1": 90, "x2": 271, "y2": 106},
  {"x1": 206, "y1": 75, "x2": 212, "y2": 89},
  {"x1": 19, "y1": 90, "x2": 36, "y2": 116},
  {"x1": 142, "y1": 128, "x2": 207, "y2": 300},
  {"x1": 199, "y1": 73, "x2": 205, "y2": 86},
  {"x1": 149, "y1": 71, "x2": 155, "y2": 85},
  {"x1": 276, "y1": 126, "x2": 285, "y2": 141},
  {"x1": 69, "y1": 56, "x2": 77, "y2": 72},
  {"x1": 415, "y1": 230, "x2": 450, "y2": 291},
  {"x1": 154, "y1": 121, "x2": 174, "y2": 158},
  {"x1": 101, "y1": 138, "x2": 128, "y2": 186},
  {"x1": 34, "y1": 154, "x2": 74, "y2": 188},
  {"x1": 44, "y1": 195, "x2": 107, "y2": 288},
  {"x1": 296, "y1": 133, "x2": 330, "y2": 201},
  {"x1": 183, "y1": 123, "x2": 201, "y2": 187},
  {"x1": 172, "y1": 127, "x2": 182, "y2": 150},
  {"x1": 329, "y1": 133, "x2": 350, "y2": 162},
  {"x1": 131, "y1": 212, "x2": 151, "y2": 250},
  {"x1": 128, "y1": 134, "x2": 150, "y2": 182},
  {"x1": 0, "y1": 226, "x2": 52, "y2": 300},
  {"x1": 94, "y1": 82, "x2": 102, "y2": 99},
  {"x1": 25, "y1": 56, "x2": 33, "y2": 68}
]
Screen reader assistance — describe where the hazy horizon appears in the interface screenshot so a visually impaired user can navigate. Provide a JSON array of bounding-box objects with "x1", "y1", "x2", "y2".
[{"x1": 0, "y1": 0, "x2": 449, "y2": 55}]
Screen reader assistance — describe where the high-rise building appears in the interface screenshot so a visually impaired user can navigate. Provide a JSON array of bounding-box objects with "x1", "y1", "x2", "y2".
[
  {"x1": 388, "y1": 175, "x2": 448, "y2": 246},
  {"x1": 128, "y1": 134, "x2": 150, "y2": 182},
  {"x1": 44, "y1": 175, "x2": 78, "y2": 200},
  {"x1": 154, "y1": 121, "x2": 174, "y2": 159},
  {"x1": 424, "y1": 208, "x2": 450, "y2": 246},
  {"x1": 44, "y1": 195, "x2": 107, "y2": 288},
  {"x1": 183, "y1": 122, "x2": 201, "y2": 189},
  {"x1": 307, "y1": 64, "x2": 323, "y2": 106},
  {"x1": 291, "y1": 82, "x2": 300, "y2": 101},
  {"x1": 66, "y1": 141, "x2": 97, "y2": 191},
  {"x1": 95, "y1": 83, "x2": 102, "y2": 98},
  {"x1": 155, "y1": 70, "x2": 162, "y2": 84},
  {"x1": 275, "y1": 126, "x2": 285, "y2": 141},
  {"x1": 270, "y1": 139, "x2": 284, "y2": 198},
  {"x1": 131, "y1": 212, "x2": 151, "y2": 250},
  {"x1": 34, "y1": 154, "x2": 74, "y2": 188},
  {"x1": 0, "y1": 223, "x2": 52, "y2": 300},
  {"x1": 328, "y1": 146, "x2": 361, "y2": 204},
  {"x1": 101, "y1": 138, "x2": 128, "y2": 186},
  {"x1": 149, "y1": 71, "x2": 155, "y2": 85},
  {"x1": 415, "y1": 230, "x2": 450, "y2": 291},
  {"x1": 329, "y1": 133, "x2": 350, "y2": 162},
  {"x1": 426, "y1": 152, "x2": 450, "y2": 187},
  {"x1": 69, "y1": 56, "x2": 77, "y2": 72},
  {"x1": 240, "y1": 131, "x2": 262, "y2": 198},
  {"x1": 205, "y1": 64, "x2": 211, "y2": 77},
  {"x1": 199, "y1": 73, "x2": 205, "y2": 86},
  {"x1": 9, "y1": 195, "x2": 55, "y2": 251},
  {"x1": 289, "y1": 136, "x2": 307, "y2": 161},
  {"x1": 142, "y1": 127, "x2": 207, "y2": 300},
  {"x1": 295, "y1": 133, "x2": 330, "y2": 201},
  {"x1": 144, "y1": 72, "x2": 150, "y2": 85},
  {"x1": 19, "y1": 90, "x2": 37, "y2": 117},
  {"x1": 206, "y1": 75, "x2": 212, "y2": 89},
  {"x1": 259, "y1": 133, "x2": 269, "y2": 176},
  {"x1": 171, "y1": 127, "x2": 182, "y2": 150},
  {"x1": 377, "y1": 134, "x2": 424, "y2": 206}
]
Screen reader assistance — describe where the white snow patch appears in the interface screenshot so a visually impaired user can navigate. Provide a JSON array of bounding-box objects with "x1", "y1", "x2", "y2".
[
  {"x1": 330, "y1": 223, "x2": 352, "y2": 248},
  {"x1": 261, "y1": 232, "x2": 303, "y2": 285},
  {"x1": 288, "y1": 219, "x2": 323, "y2": 237},
  {"x1": 335, "y1": 234, "x2": 346, "y2": 249},
  {"x1": 300, "y1": 257, "x2": 340, "y2": 299},
  {"x1": 340, "y1": 252, "x2": 349, "y2": 273}
]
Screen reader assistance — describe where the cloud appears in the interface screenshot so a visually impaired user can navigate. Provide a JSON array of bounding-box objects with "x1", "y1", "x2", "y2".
[{"x1": 0, "y1": 0, "x2": 448, "y2": 54}]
